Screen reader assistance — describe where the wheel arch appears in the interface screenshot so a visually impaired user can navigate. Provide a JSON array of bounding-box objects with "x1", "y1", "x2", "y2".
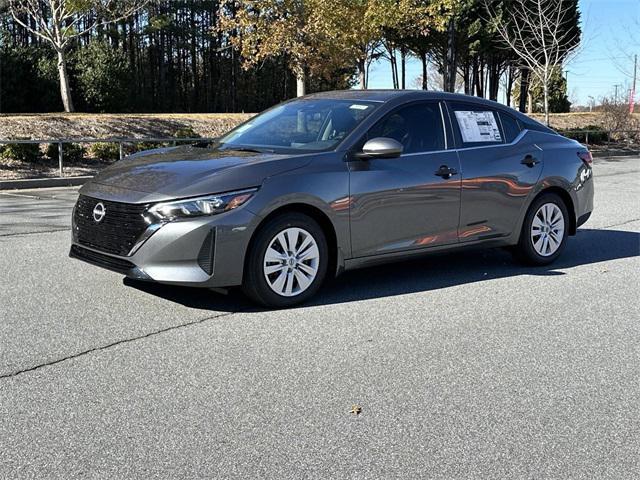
[
  {"x1": 244, "y1": 203, "x2": 341, "y2": 280},
  {"x1": 529, "y1": 186, "x2": 577, "y2": 235}
]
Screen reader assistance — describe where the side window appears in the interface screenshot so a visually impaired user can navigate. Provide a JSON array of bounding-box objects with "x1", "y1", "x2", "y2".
[
  {"x1": 449, "y1": 102, "x2": 502, "y2": 148},
  {"x1": 367, "y1": 103, "x2": 445, "y2": 154},
  {"x1": 499, "y1": 112, "x2": 522, "y2": 143}
]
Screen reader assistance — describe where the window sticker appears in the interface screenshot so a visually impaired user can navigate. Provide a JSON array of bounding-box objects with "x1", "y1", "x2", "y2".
[
  {"x1": 349, "y1": 104, "x2": 370, "y2": 110},
  {"x1": 454, "y1": 111, "x2": 502, "y2": 143}
]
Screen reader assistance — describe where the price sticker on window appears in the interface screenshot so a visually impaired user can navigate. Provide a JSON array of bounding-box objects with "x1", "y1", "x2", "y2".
[{"x1": 455, "y1": 111, "x2": 502, "y2": 143}]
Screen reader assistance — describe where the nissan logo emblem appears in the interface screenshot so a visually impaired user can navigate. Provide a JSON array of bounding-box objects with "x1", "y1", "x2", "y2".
[{"x1": 93, "y1": 202, "x2": 106, "y2": 223}]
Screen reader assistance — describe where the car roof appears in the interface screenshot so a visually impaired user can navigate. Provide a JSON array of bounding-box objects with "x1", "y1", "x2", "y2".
[
  {"x1": 306, "y1": 89, "x2": 511, "y2": 108},
  {"x1": 305, "y1": 89, "x2": 554, "y2": 133}
]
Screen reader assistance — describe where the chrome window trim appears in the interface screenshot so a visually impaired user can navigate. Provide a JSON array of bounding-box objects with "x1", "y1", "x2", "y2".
[
  {"x1": 439, "y1": 102, "x2": 448, "y2": 150},
  {"x1": 398, "y1": 127, "x2": 563, "y2": 157},
  {"x1": 400, "y1": 148, "x2": 454, "y2": 158},
  {"x1": 452, "y1": 128, "x2": 562, "y2": 152},
  {"x1": 454, "y1": 129, "x2": 528, "y2": 151},
  {"x1": 397, "y1": 129, "x2": 533, "y2": 157}
]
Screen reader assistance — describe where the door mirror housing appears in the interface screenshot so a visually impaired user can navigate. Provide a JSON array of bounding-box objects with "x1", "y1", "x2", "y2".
[{"x1": 356, "y1": 137, "x2": 404, "y2": 159}]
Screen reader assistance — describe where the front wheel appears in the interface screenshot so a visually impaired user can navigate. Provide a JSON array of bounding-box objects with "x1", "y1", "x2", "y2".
[
  {"x1": 514, "y1": 193, "x2": 569, "y2": 265},
  {"x1": 242, "y1": 213, "x2": 328, "y2": 308}
]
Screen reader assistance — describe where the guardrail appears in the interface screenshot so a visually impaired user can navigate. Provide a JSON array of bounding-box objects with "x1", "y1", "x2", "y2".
[
  {"x1": 559, "y1": 129, "x2": 640, "y2": 146},
  {"x1": 1, "y1": 129, "x2": 638, "y2": 180},
  {"x1": 0, "y1": 137, "x2": 217, "y2": 177}
]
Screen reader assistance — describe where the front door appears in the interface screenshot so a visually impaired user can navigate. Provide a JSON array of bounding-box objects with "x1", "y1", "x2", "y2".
[{"x1": 348, "y1": 102, "x2": 461, "y2": 258}]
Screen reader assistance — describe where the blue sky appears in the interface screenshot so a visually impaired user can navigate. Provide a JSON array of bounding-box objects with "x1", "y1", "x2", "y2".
[{"x1": 366, "y1": 0, "x2": 640, "y2": 106}]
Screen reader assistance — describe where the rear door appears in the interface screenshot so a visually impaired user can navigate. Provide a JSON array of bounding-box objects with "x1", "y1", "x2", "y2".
[
  {"x1": 447, "y1": 102, "x2": 543, "y2": 242},
  {"x1": 348, "y1": 101, "x2": 461, "y2": 257}
]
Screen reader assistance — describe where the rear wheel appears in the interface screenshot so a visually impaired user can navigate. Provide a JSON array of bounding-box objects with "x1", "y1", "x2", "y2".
[
  {"x1": 514, "y1": 193, "x2": 569, "y2": 265},
  {"x1": 243, "y1": 213, "x2": 328, "y2": 307}
]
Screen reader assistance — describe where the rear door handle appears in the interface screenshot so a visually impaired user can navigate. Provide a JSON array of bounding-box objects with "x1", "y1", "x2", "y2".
[
  {"x1": 521, "y1": 154, "x2": 540, "y2": 167},
  {"x1": 434, "y1": 165, "x2": 458, "y2": 179}
]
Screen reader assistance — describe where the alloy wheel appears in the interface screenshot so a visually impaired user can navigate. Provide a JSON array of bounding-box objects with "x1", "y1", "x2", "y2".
[
  {"x1": 263, "y1": 227, "x2": 320, "y2": 297},
  {"x1": 530, "y1": 203, "x2": 565, "y2": 257}
]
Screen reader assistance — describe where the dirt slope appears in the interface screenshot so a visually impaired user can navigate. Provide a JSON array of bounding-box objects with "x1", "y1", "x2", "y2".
[{"x1": 0, "y1": 113, "x2": 253, "y2": 140}]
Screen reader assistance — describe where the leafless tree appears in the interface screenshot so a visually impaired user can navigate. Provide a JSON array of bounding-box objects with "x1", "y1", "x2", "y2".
[
  {"x1": 7, "y1": 0, "x2": 148, "y2": 112},
  {"x1": 486, "y1": 0, "x2": 581, "y2": 125}
]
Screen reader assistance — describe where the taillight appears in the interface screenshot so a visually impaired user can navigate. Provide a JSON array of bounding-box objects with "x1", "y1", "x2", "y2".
[{"x1": 578, "y1": 151, "x2": 593, "y2": 165}]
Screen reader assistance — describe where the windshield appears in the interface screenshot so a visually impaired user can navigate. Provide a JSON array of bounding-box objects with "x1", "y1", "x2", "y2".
[{"x1": 218, "y1": 99, "x2": 379, "y2": 153}]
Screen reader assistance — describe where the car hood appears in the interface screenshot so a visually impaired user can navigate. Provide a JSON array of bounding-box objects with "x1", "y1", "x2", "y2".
[{"x1": 80, "y1": 145, "x2": 313, "y2": 203}]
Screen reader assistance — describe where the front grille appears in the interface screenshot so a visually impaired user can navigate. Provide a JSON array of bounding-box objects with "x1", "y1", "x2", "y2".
[
  {"x1": 70, "y1": 245, "x2": 136, "y2": 274},
  {"x1": 74, "y1": 195, "x2": 149, "y2": 256}
]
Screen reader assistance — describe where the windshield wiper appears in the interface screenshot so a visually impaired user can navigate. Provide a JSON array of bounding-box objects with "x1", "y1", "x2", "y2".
[{"x1": 221, "y1": 146, "x2": 275, "y2": 154}]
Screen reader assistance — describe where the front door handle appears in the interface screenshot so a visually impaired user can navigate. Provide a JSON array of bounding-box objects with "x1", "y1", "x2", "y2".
[
  {"x1": 521, "y1": 154, "x2": 540, "y2": 167},
  {"x1": 434, "y1": 165, "x2": 458, "y2": 179}
]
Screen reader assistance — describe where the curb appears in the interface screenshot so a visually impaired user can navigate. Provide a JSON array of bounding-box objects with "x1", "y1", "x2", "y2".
[
  {"x1": 0, "y1": 176, "x2": 92, "y2": 190},
  {"x1": 592, "y1": 150, "x2": 640, "y2": 158}
]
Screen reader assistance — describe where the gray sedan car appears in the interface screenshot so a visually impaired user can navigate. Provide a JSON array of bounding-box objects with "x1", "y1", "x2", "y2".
[{"x1": 70, "y1": 90, "x2": 594, "y2": 307}]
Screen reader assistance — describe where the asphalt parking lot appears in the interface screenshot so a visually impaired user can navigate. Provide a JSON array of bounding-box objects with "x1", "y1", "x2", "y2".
[{"x1": 1, "y1": 157, "x2": 639, "y2": 479}]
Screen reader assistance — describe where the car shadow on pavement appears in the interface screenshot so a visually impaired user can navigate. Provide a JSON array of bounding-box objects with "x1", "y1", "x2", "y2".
[{"x1": 124, "y1": 228, "x2": 639, "y2": 311}]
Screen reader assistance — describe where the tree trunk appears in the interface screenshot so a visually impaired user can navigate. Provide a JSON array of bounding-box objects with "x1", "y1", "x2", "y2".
[
  {"x1": 400, "y1": 46, "x2": 406, "y2": 89},
  {"x1": 358, "y1": 58, "x2": 366, "y2": 89},
  {"x1": 505, "y1": 65, "x2": 514, "y2": 108},
  {"x1": 389, "y1": 47, "x2": 398, "y2": 89},
  {"x1": 445, "y1": 18, "x2": 457, "y2": 92},
  {"x1": 488, "y1": 58, "x2": 499, "y2": 101},
  {"x1": 56, "y1": 49, "x2": 74, "y2": 112},
  {"x1": 543, "y1": 81, "x2": 550, "y2": 125},
  {"x1": 474, "y1": 60, "x2": 483, "y2": 97},
  {"x1": 518, "y1": 68, "x2": 529, "y2": 113},
  {"x1": 420, "y1": 52, "x2": 428, "y2": 90},
  {"x1": 296, "y1": 70, "x2": 306, "y2": 97},
  {"x1": 462, "y1": 63, "x2": 470, "y2": 95}
]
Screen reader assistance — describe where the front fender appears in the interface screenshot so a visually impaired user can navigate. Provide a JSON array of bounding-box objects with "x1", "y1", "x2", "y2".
[{"x1": 245, "y1": 157, "x2": 351, "y2": 266}]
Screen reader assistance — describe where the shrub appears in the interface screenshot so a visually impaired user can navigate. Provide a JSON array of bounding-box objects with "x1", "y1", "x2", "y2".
[
  {"x1": 46, "y1": 143, "x2": 86, "y2": 163},
  {"x1": 582, "y1": 125, "x2": 609, "y2": 144},
  {"x1": 560, "y1": 125, "x2": 608, "y2": 145},
  {"x1": 0, "y1": 141, "x2": 42, "y2": 163},
  {"x1": 600, "y1": 97, "x2": 634, "y2": 133},
  {"x1": 89, "y1": 142, "x2": 121, "y2": 162},
  {"x1": 173, "y1": 126, "x2": 201, "y2": 139},
  {"x1": 131, "y1": 141, "x2": 166, "y2": 154},
  {"x1": 75, "y1": 41, "x2": 131, "y2": 112},
  {"x1": 0, "y1": 45, "x2": 62, "y2": 112}
]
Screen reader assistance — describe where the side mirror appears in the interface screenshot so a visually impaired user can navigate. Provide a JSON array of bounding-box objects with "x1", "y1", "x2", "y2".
[{"x1": 357, "y1": 137, "x2": 404, "y2": 159}]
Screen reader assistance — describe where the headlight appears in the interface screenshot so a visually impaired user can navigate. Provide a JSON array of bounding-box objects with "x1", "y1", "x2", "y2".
[{"x1": 146, "y1": 188, "x2": 257, "y2": 223}]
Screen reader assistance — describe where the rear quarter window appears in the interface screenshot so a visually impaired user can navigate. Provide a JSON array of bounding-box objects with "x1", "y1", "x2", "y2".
[{"x1": 499, "y1": 112, "x2": 522, "y2": 143}]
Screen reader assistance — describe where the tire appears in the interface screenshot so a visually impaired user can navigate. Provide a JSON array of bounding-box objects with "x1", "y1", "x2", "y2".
[
  {"x1": 242, "y1": 213, "x2": 329, "y2": 308},
  {"x1": 513, "y1": 193, "x2": 570, "y2": 266}
]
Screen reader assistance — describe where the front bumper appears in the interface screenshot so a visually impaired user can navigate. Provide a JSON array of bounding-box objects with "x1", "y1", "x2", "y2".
[{"x1": 70, "y1": 207, "x2": 258, "y2": 288}]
